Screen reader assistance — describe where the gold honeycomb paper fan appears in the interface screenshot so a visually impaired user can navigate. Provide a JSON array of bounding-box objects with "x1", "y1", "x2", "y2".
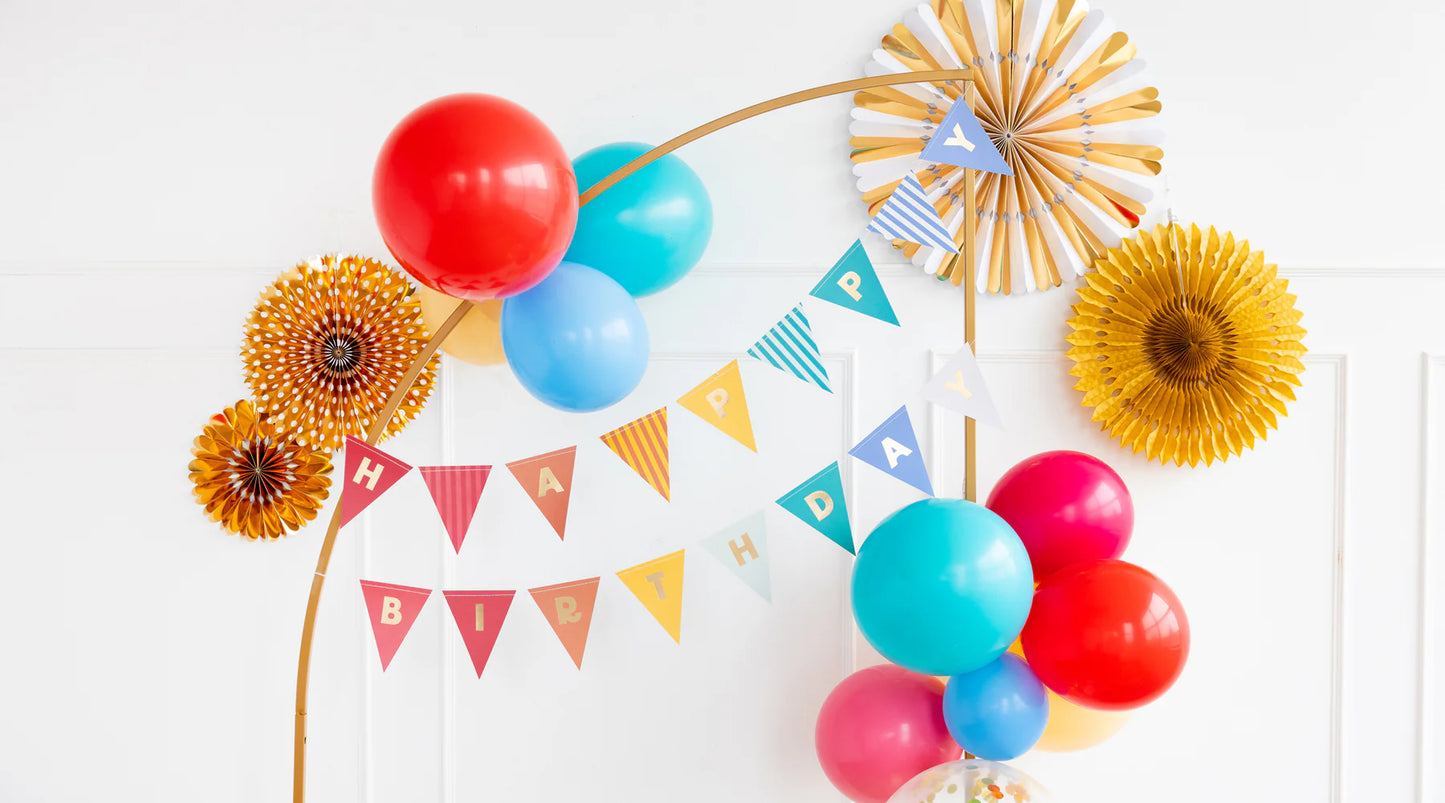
[
  {"x1": 1066, "y1": 223, "x2": 1307, "y2": 466},
  {"x1": 850, "y1": 0, "x2": 1165, "y2": 294}
]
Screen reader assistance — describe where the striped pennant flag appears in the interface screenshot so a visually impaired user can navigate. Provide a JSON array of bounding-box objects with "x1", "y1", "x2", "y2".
[
  {"x1": 867, "y1": 172, "x2": 959, "y2": 254},
  {"x1": 600, "y1": 407, "x2": 670, "y2": 500},
  {"x1": 419, "y1": 465, "x2": 491, "y2": 554},
  {"x1": 746, "y1": 305, "x2": 831, "y2": 393}
]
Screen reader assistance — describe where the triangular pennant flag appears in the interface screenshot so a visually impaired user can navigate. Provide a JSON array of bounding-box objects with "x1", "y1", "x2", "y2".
[
  {"x1": 419, "y1": 465, "x2": 491, "y2": 553},
  {"x1": 677, "y1": 360, "x2": 757, "y2": 452},
  {"x1": 919, "y1": 100, "x2": 1013, "y2": 175},
  {"x1": 922, "y1": 347, "x2": 1004, "y2": 430},
  {"x1": 849, "y1": 406, "x2": 934, "y2": 496},
  {"x1": 340, "y1": 437, "x2": 413, "y2": 528},
  {"x1": 867, "y1": 173, "x2": 960, "y2": 254},
  {"x1": 600, "y1": 408, "x2": 670, "y2": 500},
  {"x1": 616, "y1": 550, "x2": 686, "y2": 643},
  {"x1": 443, "y1": 590, "x2": 514, "y2": 678},
  {"x1": 359, "y1": 580, "x2": 432, "y2": 671},
  {"x1": 529, "y1": 578, "x2": 601, "y2": 669},
  {"x1": 701, "y1": 511, "x2": 771, "y2": 602},
  {"x1": 747, "y1": 305, "x2": 831, "y2": 393},
  {"x1": 506, "y1": 447, "x2": 577, "y2": 541},
  {"x1": 810, "y1": 240, "x2": 900, "y2": 326},
  {"x1": 776, "y1": 461, "x2": 854, "y2": 554}
]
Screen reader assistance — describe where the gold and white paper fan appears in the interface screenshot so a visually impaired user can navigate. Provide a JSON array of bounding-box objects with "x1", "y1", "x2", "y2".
[{"x1": 850, "y1": 0, "x2": 1165, "y2": 294}]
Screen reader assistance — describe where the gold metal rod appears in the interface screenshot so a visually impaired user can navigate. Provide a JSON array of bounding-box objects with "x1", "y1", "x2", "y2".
[{"x1": 963, "y1": 80, "x2": 979, "y2": 503}]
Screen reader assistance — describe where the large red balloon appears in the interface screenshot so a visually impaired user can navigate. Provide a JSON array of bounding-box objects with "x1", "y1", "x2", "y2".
[
  {"x1": 373, "y1": 94, "x2": 578, "y2": 300},
  {"x1": 1020, "y1": 559, "x2": 1189, "y2": 710},
  {"x1": 986, "y1": 450, "x2": 1133, "y2": 580}
]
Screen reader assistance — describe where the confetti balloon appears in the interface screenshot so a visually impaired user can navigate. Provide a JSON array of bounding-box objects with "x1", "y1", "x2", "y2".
[{"x1": 887, "y1": 759, "x2": 1050, "y2": 803}]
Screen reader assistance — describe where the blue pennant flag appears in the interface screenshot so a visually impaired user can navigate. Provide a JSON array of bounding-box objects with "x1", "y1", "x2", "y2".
[
  {"x1": 701, "y1": 511, "x2": 772, "y2": 602},
  {"x1": 867, "y1": 173, "x2": 959, "y2": 254},
  {"x1": 776, "y1": 462, "x2": 854, "y2": 554},
  {"x1": 920, "y1": 99, "x2": 1013, "y2": 175},
  {"x1": 809, "y1": 240, "x2": 899, "y2": 326},
  {"x1": 747, "y1": 305, "x2": 831, "y2": 393},
  {"x1": 849, "y1": 406, "x2": 934, "y2": 496}
]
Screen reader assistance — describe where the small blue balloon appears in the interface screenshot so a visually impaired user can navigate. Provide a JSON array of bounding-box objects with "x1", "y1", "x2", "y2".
[
  {"x1": 851, "y1": 499, "x2": 1033, "y2": 676},
  {"x1": 500, "y1": 261, "x2": 649, "y2": 412},
  {"x1": 566, "y1": 142, "x2": 712, "y2": 297},
  {"x1": 943, "y1": 655, "x2": 1049, "y2": 760}
]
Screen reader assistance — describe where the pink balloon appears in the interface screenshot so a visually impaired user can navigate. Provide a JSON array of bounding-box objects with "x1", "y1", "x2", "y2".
[
  {"x1": 986, "y1": 451, "x2": 1133, "y2": 581},
  {"x1": 815, "y1": 665, "x2": 961, "y2": 803}
]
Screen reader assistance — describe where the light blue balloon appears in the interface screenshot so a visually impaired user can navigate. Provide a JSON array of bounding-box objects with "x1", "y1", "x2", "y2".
[
  {"x1": 851, "y1": 499, "x2": 1033, "y2": 676},
  {"x1": 566, "y1": 142, "x2": 712, "y2": 297},
  {"x1": 500, "y1": 261, "x2": 649, "y2": 412},
  {"x1": 943, "y1": 654, "x2": 1049, "y2": 760}
]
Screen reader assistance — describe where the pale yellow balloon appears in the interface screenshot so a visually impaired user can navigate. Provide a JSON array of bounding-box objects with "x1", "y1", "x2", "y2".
[
  {"x1": 1034, "y1": 689, "x2": 1130, "y2": 753},
  {"x1": 415, "y1": 284, "x2": 505, "y2": 366}
]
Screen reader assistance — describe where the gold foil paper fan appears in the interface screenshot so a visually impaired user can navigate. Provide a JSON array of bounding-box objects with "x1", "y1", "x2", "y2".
[
  {"x1": 243, "y1": 254, "x2": 439, "y2": 452},
  {"x1": 1066, "y1": 223, "x2": 1306, "y2": 466},
  {"x1": 850, "y1": 0, "x2": 1164, "y2": 294},
  {"x1": 188, "y1": 400, "x2": 334, "y2": 540}
]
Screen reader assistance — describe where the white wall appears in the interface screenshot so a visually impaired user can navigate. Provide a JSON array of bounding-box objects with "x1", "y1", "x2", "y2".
[{"x1": 2, "y1": 1, "x2": 1442, "y2": 801}]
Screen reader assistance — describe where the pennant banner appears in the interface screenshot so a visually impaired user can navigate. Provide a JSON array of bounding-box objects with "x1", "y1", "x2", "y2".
[
  {"x1": 701, "y1": 511, "x2": 771, "y2": 602},
  {"x1": 923, "y1": 347, "x2": 1003, "y2": 430},
  {"x1": 340, "y1": 436, "x2": 413, "y2": 528},
  {"x1": 919, "y1": 99, "x2": 1013, "y2": 175},
  {"x1": 443, "y1": 590, "x2": 514, "y2": 678},
  {"x1": 867, "y1": 172, "x2": 959, "y2": 254},
  {"x1": 617, "y1": 550, "x2": 686, "y2": 643},
  {"x1": 677, "y1": 360, "x2": 757, "y2": 452},
  {"x1": 810, "y1": 240, "x2": 899, "y2": 326},
  {"x1": 506, "y1": 447, "x2": 577, "y2": 541},
  {"x1": 529, "y1": 578, "x2": 601, "y2": 669},
  {"x1": 359, "y1": 580, "x2": 432, "y2": 671},
  {"x1": 776, "y1": 461, "x2": 854, "y2": 554},
  {"x1": 420, "y1": 465, "x2": 491, "y2": 553},
  {"x1": 601, "y1": 408, "x2": 670, "y2": 500},
  {"x1": 747, "y1": 305, "x2": 831, "y2": 393},
  {"x1": 850, "y1": 405, "x2": 934, "y2": 496}
]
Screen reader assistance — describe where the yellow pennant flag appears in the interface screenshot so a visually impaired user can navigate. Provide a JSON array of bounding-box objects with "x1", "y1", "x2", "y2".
[
  {"x1": 677, "y1": 360, "x2": 757, "y2": 452},
  {"x1": 616, "y1": 550, "x2": 686, "y2": 643}
]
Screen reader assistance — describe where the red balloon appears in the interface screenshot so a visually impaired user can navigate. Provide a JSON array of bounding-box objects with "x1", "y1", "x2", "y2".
[
  {"x1": 373, "y1": 94, "x2": 578, "y2": 300},
  {"x1": 815, "y1": 666, "x2": 961, "y2": 803},
  {"x1": 1020, "y1": 559, "x2": 1189, "y2": 710},
  {"x1": 986, "y1": 450, "x2": 1133, "y2": 580}
]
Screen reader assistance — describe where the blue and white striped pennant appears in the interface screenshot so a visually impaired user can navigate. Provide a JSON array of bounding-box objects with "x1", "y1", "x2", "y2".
[
  {"x1": 867, "y1": 172, "x2": 959, "y2": 254},
  {"x1": 746, "y1": 305, "x2": 831, "y2": 394}
]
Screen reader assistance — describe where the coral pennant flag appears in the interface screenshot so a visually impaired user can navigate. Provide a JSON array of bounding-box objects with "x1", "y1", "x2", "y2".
[
  {"x1": 443, "y1": 590, "x2": 514, "y2": 678},
  {"x1": 701, "y1": 511, "x2": 771, "y2": 602},
  {"x1": 505, "y1": 447, "x2": 576, "y2": 540},
  {"x1": 419, "y1": 466, "x2": 491, "y2": 553},
  {"x1": 359, "y1": 580, "x2": 432, "y2": 671},
  {"x1": 810, "y1": 240, "x2": 900, "y2": 326},
  {"x1": 776, "y1": 461, "x2": 854, "y2": 554},
  {"x1": 600, "y1": 408, "x2": 670, "y2": 500},
  {"x1": 617, "y1": 550, "x2": 686, "y2": 643},
  {"x1": 340, "y1": 437, "x2": 412, "y2": 528},
  {"x1": 529, "y1": 578, "x2": 601, "y2": 669},
  {"x1": 677, "y1": 360, "x2": 757, "y2": 452},
  {"x1": 849, "y1": 405, "x2": 934, "y2": 496}
]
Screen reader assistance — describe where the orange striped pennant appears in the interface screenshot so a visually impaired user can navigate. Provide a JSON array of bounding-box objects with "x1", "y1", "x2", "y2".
[{"x1": 600, "y1": 407, "x2": 670, "y2": 500}]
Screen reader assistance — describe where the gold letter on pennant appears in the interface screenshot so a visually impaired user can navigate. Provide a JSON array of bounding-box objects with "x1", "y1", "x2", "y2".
[
  {"x1": 728, "y1": 533, "x2": 759, "y2": 566},
  {"x1": 805, "y1": 490, "x2": 833, "y2": 521},
  {"x1": 353, "y1": 457, "x2": 386, "y2": 491},
  {"x1": 536, "y1": 466, "x2": 565, "y2": 497},
  {"x1": 380, "y1": 596, "x2": 403, "y2": 625},
  {"x1": 838, "y1": 271, "x2": 863, "y2": 302},
  {"x1": 555, "y1": 595, "x2": 581, "y2": 625}
]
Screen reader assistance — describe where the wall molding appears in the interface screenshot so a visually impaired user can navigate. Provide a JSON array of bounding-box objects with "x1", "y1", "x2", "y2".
[{"x1": 1418, "y1": 354, "x2": 1444, "y2": 803}]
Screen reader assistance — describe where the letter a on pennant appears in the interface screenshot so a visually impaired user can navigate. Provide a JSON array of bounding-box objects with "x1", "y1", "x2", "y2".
[
  {"x1": 505, "y1": 447, "x2": 576, "y2": 540},
  {"x1": 528, "y1": 578, "x2": 601, "y2": 669},
  {"x1": 617, "y1": 550, "x2": 686, "y2": 643},
  {"x1": 419, "y1": 465, "x2": 491, "y2": 553},
  {"x1": 600, "y1": 408, "x2": 670, "y2": 500},
  {"x1": 776, "y1": 461, "x2": 854, "y2": 554},
  {"x1": 677, "y1": 360, "x2": 757, "y2": 452},
  {"x1": 849, "y1": 406, "x2": 934, "y2": 496},
  {"x1": 808, "y1": 240, "x2": 900, "y2": 326},
  {"x1": 443, "y1": 590, "x2": 514, "y2": 678},
  {"x1": 340, "y1": 436, "x2": 413, "y2": 528},
  {"x1": 700, "y1": 511, "x2": 771, "y2": 602},
  {"x1": 359, "y1": 580, "x2": 432, "y2": 671}
]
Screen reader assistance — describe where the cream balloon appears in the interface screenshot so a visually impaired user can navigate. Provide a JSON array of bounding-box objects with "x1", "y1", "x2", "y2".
[
  {"x1": 415, "y1": 284, "x2": 505, "y2": 366},
  {"x1": 1034, "y1": 689, "x2": 1130, "y2": 753}
]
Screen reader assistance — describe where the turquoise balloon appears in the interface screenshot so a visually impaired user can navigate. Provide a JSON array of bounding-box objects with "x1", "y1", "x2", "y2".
[
  {"x1": 566, "y1": 142, "x2": 712, "y2": 297},
  {"x1": 943, "y1": 654, "x2": 1049, "y2": 760},
  {"x1": 852, "y1": 499, "x2": 1033, "y2": 676}
]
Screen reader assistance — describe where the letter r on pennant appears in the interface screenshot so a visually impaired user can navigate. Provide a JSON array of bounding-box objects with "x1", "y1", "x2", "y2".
[
  {"x1": 555, "y1": 596, "x2": 580, "y2": 625},
  {"x1": 353, "y1": 457, "x2": 386, "y2": 491}
]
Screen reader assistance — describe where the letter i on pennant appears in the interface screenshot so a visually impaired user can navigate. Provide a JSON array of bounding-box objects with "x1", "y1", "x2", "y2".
[
  {"x1": 529, "y1": 578, "x2": 601, "y2": 669},
  {"x1": 443, "y1": 590, "x2": 514, "y2": 678},
  {"x1": 776, "y1": 461, "x2": 854, "y2": 554},
  {"x1": 340, "y1": 436, "x2": 413, "y2": 528},
  {"x1": 359, "y1": 580, "x2": 432, "y2": 671}
]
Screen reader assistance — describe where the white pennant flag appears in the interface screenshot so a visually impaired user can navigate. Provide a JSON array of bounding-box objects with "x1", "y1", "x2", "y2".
[{"x1": 922, "y1": 346, "x2": 1003, "y2": 429}]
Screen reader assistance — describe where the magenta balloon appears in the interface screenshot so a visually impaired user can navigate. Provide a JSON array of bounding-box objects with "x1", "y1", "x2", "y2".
[
  {"x1": 815, "y1": 666, "x2": 961, "y2": 803},
  {"x1": 985, "y1": 451, "x2": 1133, "y2": 580}
]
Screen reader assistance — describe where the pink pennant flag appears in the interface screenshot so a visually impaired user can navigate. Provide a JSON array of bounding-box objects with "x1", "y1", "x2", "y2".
[
  {"x1": 359, "y1": 580, "x2": 432, "y2": 671},
  {"x1": 419, "y1": 466, "x2": 492, "y2": 553},
  {"x1": 443, "y1": 590, "x2": 515, "y2": 678},
  {"x1": 340, "y1": 436, "x2": 413, "y2": 528}
]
